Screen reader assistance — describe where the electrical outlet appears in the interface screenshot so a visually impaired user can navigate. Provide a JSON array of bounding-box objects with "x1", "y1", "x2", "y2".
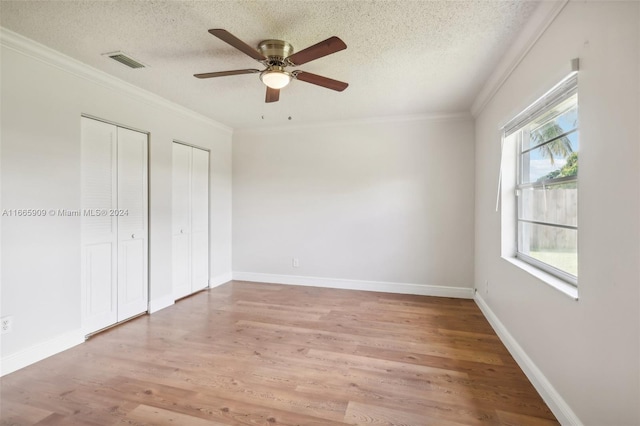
[
  {"x1": 1, "y1": 316, "x2": 13, "y2": 334},
  {"x1": 292, "y1": 257, "x2": 299, "y2": 268},
  {"x1": 485, "y1": 280, "x2": 489, "y2": 295}
]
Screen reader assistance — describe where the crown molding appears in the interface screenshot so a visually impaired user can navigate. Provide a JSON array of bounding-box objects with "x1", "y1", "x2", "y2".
[
  {"x1": 234, "y1": 111, "x2": 472, "y2": 135},
  {"x1": 0, "y1": 27, "x2": 233, "y2": 135},
  {"x1": 470, "y1": 0, "x2": 569, "y2": 117}
]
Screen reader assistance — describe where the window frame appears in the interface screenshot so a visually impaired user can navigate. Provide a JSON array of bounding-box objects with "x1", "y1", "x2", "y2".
[{"x1": 506, "y1": 74, "x2": 579, "y2": 286}]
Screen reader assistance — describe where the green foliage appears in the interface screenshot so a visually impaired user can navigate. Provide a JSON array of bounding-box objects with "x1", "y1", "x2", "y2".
[
  {"x1": 539, "y1": 169, "x2": 561, "y2": 181},
  {"x1": 559, "y1": 152, "x2": 578, "y2": 177},
  {"x1": 532, "y1": 120, "x2": 578, "y2": 183},
  {"x1": 536, "y1": 152, "x2": 578, "y2": 184}
]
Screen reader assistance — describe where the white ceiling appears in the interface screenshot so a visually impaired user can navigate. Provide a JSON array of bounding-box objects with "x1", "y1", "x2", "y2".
[{"x1": 0, "y1": 0, "x2": 540, "y2": 129}]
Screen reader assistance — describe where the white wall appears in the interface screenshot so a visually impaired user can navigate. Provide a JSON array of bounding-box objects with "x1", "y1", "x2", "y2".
[
  {"x1": 0, "y1": 33, "x2": 233, "y2": 363},
  {"x1": 474, "y1": 2, "x2": 639, "y2": 424},
  {"x1": 233, "y1": 116, "x2": 475, "y2": 294}
]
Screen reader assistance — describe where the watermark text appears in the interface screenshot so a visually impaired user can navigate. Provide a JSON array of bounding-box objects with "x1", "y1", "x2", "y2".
[{"x1": 2, "y1": 209, "x2": 129, "y2": 217}]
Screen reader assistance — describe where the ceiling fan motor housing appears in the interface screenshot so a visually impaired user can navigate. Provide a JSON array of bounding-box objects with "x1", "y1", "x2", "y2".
[{"x1": 258, "y1": 40, "x2": 294, "y2": 67}]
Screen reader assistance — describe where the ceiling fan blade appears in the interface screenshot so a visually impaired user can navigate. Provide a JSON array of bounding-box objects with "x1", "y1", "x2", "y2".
[
  {"x1": 286, "y1": 36, "x2": 346, "y2": 66},
  {"x1": 293, "y1": 71, "x2": 348, "y2": 92},
  {"x1": 194, "y1": 69, "x2": 261, "y2": 79},
  {"x1": 208, "y1": 29, "x2": 266, "y2": 62},
  {"x1": 265, "y1": 87, "x2": 280, "y2": 103}
]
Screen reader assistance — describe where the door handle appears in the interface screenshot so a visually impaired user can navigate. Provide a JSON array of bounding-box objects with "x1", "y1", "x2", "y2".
[{"x1": 131, "y1": 234, "x2": 135, "y2": 239}]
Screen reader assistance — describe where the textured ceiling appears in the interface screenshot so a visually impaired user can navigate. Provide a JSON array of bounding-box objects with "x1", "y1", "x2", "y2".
[{"x1": 0, "y1": 0, "x2": 540, "y2": 129}]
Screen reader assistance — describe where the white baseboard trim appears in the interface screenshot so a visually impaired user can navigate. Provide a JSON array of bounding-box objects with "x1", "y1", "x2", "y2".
[
  {"x1": 148, "y1": 293, "x2": 175, "y2": 314},
  {"x1": 210, "y1": 272, "x2": 232, "y2": 288},
  {"x1": 232, "y1": 271, "x2": 474, "y2": 299},
  {"x1": 0, "y1": 329, "x2": 85, "y2": 377},
  {"x1": 474, "y1": 293, "x2": 583, "y2": 426}
]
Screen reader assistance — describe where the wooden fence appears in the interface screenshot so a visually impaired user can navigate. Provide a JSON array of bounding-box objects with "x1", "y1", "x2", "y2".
[{"x1": 521, "y1": 188, "x2": 577, "y2": 251}]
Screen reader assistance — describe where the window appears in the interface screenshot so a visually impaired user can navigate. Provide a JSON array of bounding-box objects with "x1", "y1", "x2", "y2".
[{"x1": 505, "y1": 74, "x2": 578, "y2": 285}]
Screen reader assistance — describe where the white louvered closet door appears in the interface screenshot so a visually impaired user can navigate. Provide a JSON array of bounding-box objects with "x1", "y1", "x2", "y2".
[
  {"x1": 172, "y1": 143, "x2": 192, "y2": 300},
  {"x1": 190, "y1": 147, "x2": 209, "y2": 292},
  {"x1": 172, "y1": 142, "x2": 209, "y2": 300},
  {"x1": 81, "y1": 118, "x2": 118, "y2": 333},
  {"x1": 81, "y1": 117, "x2": 148, "y2": 335},
  {"x1": 116, "y1": 127, "x2": 148, "y2": 321}
]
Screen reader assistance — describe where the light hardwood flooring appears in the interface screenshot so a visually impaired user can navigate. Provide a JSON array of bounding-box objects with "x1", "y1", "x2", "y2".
[{"x1": 0, "y1": 281, "x2": 558, "y2": 425}]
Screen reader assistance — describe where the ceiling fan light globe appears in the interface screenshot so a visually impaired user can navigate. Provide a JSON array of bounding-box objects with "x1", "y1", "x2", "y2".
[{"x1": 261, "y1": 70, "x2": 291, "y2": 89}]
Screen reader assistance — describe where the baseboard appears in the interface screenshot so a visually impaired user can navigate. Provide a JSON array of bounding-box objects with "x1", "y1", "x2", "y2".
[
  {"x1": 148, "y1": 293, "x2": 174, "y2": 314},
  {"x1": 231, "y1": 271, "x2": 474, "y2": 299},
  {"x1": 210, "y1": 272, "x2": 232, "y2": 288},
  {"x1": 474, "y1": 293, "x2": 583, "y2": 426},
  {"x1": 0, "y1": 329, "x2": 85, "y2": 377}
]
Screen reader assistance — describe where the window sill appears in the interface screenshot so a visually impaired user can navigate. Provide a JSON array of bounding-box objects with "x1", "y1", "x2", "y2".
[{"x1": 502, "y1": 256, "x2": 579, "y2": 300}]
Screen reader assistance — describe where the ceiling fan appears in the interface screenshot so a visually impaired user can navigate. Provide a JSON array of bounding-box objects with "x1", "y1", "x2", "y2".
[{"x1": 194, "y1": 29, "x2": 349, "y2": 103}]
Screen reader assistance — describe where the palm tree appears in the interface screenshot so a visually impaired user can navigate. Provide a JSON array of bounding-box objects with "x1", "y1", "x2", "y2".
[{"x1": 531, "y1": 122, "x2": 573, "y2": 166}]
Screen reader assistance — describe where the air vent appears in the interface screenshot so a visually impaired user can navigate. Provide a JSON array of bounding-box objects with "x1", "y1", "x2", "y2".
[{"x1": 103, "y1": 51, "x2": 146, "y2": 69}]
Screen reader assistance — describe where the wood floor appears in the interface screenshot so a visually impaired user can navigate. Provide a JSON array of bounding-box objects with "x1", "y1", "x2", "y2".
[{"x1": 1, "y1": 281, "x2": 558, "y2": 425}]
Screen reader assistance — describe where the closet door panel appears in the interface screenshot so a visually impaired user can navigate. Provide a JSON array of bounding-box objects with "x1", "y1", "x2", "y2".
[
  {"x1": 190, "y1": 148, "x2": 209, "y2": 233},
  {"x1": 116, "y1": 127, "x2": 148, "y2": 321},
  {"x1": 172, "y1": 144, "x2": 191, "y2": 236},
  {"x1": 117, "y1": 239, "x2": 146, "y2": 320},
  {"x1": 191, "y1": 232, "x2": 208, "y2": 291},
  {"x1": 172, "y1": 234, "x2": 191, "y2": 299},
  {"x1": 172, "y1": 143, "x2": 192, "y2": 298},
  {"x1": 83, "y1": 243, "x2": 117, "y2": 331},
  {"x1": 117, "y1": 127, "x2": 147, "y2": 236},
  {"x1": 81, "y1": 119, "x2": 117, "y2": 240},
  {"x1": 191, "y1": 148, "x2": 209, "y2": 291},
  {"x1": 81, "y1": 118, "x2": 118, "y2": 333}
]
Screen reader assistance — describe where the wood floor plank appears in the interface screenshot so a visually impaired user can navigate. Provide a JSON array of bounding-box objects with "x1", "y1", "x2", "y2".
[
  {"x1": 0, "y1": 400, "x2": 53, "y2": 425},
  {"x1": 98, "y1": 376, "x2": 347, "y2": 426},
  {"x1": 33, "y1": 413, "x2": 104, "y2": 426},
  {"x1": 0, "y1": 281, "x2": 558, "y2": 425},
  {"x1": 306, "y1": 348, "x2": 470, "y2": 378},
  {"x1": 120, "y1": 404, "x2": 228, "y2": 426},
  {"x1": 496, "y1": 409, "x2": 562, "y2": 426},
  {"x1": 233, "y1": 316, "x2": 505, "y2": 366},
  {"x1": 343, "y1": 401, "x2": 468, "y2": 426}
]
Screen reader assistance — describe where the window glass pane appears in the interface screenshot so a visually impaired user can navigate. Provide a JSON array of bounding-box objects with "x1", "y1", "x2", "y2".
[
  {"x1": 518, "y1": 181, "x2": 577, "y2": 227},
  {"x1": 522, "y1": 94, "x2": 578, "y2": 151},
  {"x1": 511, "y1": 78, "x2": 578, "y2": 284},
  {"x1": 518, "y1": 222, "x2": 577, "y2": 276},
  {"x1": 520, "y1": 133, "x2": 578, "y2": 184}
]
